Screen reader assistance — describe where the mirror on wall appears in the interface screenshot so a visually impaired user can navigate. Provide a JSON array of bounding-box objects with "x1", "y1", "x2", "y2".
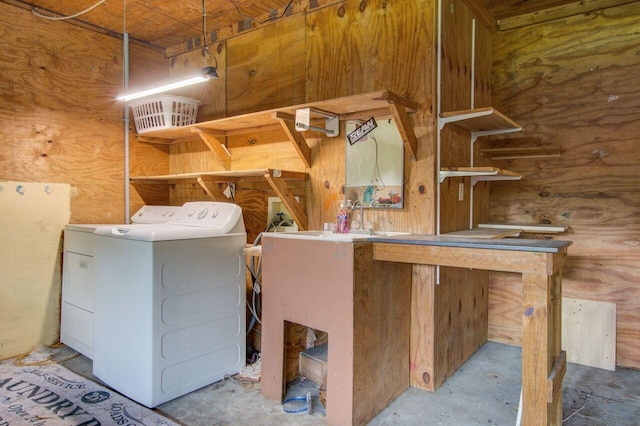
[{"x1": 345, "y1": 118, "x2": 404, "y2": 209}]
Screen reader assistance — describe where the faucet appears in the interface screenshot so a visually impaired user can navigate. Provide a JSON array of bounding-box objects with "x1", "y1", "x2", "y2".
[{"x1": 350, "y1": 200, "x2": 371, "y2": 234}]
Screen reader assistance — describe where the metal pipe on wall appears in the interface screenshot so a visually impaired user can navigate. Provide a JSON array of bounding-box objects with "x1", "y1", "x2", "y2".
[{"x1": 123, "y1": 32, "x2": 130, "y2": 224}]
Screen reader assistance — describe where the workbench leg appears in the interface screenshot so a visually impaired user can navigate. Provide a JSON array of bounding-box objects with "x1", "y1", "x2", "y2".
[
  {"x1": 548, "y1": 271, "x2": 564, "y2": 425},
  {"x1": 521, "y1": 272, "x2": 563, "y2": 426}
]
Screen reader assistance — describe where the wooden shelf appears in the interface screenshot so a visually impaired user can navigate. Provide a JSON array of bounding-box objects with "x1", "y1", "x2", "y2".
[
  {"x1": 130, "y1": 169, "x2": 309, "y2": 230},
  {"x1": 135, "y1": 90, "x2": 418, "y2": 168},
  {"x1": 478, "y1": 222, "x2": 569, "y2": 234},
  {"x1": 480, "y1": 146, "x2": 564, "y2": 160},
  {"x1": 439, "y1": 107, "x2": 522, "y2": 140},
  {"x1": 439, "y1": 167, "x2": 523, "y2": 184}
]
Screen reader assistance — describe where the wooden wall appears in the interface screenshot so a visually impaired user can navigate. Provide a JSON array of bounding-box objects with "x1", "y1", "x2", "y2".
[
  {"x1": 0, "y1": 2, "x2": 169, "y2": 225},
  {"x1": 162, "y1": 0, "x2": 444, "y2": 388},
  {"x1": 490, "y1": 3, "x2": 640, "y2": 369},
  {"x1": 435, "y1": 0, "x2": 493, "y2": 389},
  {"x1": 163, "y1": 0, "x2": 506, "y2": 391},
  {"x1": 0, "y1": 3, "x2": 168, "y2": 358},
  {"x1": 165, "y1": 0, "x2": 437, "y2": 244}
]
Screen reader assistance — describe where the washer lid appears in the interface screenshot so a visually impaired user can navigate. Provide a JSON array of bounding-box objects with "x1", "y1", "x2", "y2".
[
  {"x1": 65, "y1": 224, "x2": 103, "y2": 233},
  {"x1": 94, "y1": 202, "x2": 245, "y2": 242},
  {"x1": 93, "y1": 224, "x2": 245, "y2": 241}
]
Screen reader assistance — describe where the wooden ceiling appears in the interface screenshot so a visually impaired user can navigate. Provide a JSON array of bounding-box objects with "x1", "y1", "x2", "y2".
[{"x1": 3, "y1": 0, "x2": 636, "y2": 55}]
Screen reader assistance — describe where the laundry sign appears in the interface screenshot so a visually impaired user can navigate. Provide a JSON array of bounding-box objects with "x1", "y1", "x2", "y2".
[
  {"x1": 347, "y1": 117, "x2": 377, "y2": 145},
  {"x1": 0, "y1": 361, "x2": 179, "y2": 426}
]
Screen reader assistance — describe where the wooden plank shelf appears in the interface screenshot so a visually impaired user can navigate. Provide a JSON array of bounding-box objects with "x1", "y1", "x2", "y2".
[
  {"x1": 135, "y1": 90, "x2": 419, "y2": 167},
  {"x1": 130, "y1": 169, "x2": 309, "y2": 230},
  {"x1": 481, "y1": 146, "x2": 564, "y2": 160},
  {"x1": 439, "y1": 107, "x2": 522, "y2": 140},
  {"x1": 439, "y1": 167, "x2": 523, "y2": 184}
]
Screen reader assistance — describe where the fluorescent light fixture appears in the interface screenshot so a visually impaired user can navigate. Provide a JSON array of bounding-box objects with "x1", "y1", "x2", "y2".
[{"x1": 115, "y1": 66, "x2": 218, "y2": 102}]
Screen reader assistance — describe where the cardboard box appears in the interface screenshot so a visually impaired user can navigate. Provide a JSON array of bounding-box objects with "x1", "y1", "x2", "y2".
[{"x1": 299, "y1": 343, "x2": 328, "y2": 385}]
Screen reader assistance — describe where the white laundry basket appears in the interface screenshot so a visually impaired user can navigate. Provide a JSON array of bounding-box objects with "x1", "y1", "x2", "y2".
[{"x1": 129, "y1": 95, "x2": 199, "y2": 133}]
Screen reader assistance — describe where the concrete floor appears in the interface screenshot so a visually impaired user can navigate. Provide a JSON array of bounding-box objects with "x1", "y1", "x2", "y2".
[{"x1": 63, "y1": 342, "x2": 640, "y2": 425}]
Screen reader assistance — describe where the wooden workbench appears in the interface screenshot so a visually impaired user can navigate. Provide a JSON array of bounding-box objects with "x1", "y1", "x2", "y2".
[{"x1": 371, "y1": 235, "x2": 572, "y2": 426}]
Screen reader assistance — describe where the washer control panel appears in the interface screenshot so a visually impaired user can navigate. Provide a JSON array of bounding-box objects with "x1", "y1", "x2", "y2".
[
  {"x1": 172, "y1": 202, "x2": 243, "y2": 230},
  {"x1": 131, "y1": 205, "x2": 182, "y2": 224}
]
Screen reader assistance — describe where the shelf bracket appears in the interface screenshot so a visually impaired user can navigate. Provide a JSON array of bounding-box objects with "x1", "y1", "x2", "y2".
[
  {"x1": 196, "y1": 176, "x2": 228, "y2": 201},
  {"x1": 263, "y1": 170, "x2": 308, "y2": 231},
  {"x1": 294, "y1": 107, "x2": 339, "y2": 137},
  {"x1": 470, "y1": 127, "x2": 522, "y2": 143},
  {"x1": 273, "y1": 112, "x2": 312, "y2": 168},
  {"x1": 389, "y1": 103, "x2": 418, "y2": 161},
  {"x1": 471, "y1": 174, "x2": 523, "y2": 186},
  {"x1": 438, "y1": 108, "x2": 495, "y2": 131},
  {"x1": 192, "y1": 127, "x2": 232, "y2": 170}
]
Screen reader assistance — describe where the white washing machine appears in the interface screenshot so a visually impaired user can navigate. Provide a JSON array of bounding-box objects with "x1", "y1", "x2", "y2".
[
  {"x1": 92, "y1": 201, "x2": 247, "y2": 407},
  {"x1": 61, "y1": 205, "x2": 182, "y2": 359}
]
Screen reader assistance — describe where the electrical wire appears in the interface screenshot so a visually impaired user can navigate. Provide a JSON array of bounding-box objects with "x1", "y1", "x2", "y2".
[
  {"x1": 202, "y1": 0, "x2": 209, "y2": 56},
  {"x1": 369, "y1": 134, "x2": 386, "y2": 192},
  {"x1": 562, "y1": 391, "x2": 592, "y2": 423},
  {"x1": 201, "y1": 0, "x2": 219, "y2": 72},
  {"x1": 32, "y1": 0, "x2": 106, "y2": 21},
  {"x1": 6, "y1": 343, "x2": 79, "y2": 366},
  {"x1": 245, "y1": 219, "x2": 293, "y2": 335}
]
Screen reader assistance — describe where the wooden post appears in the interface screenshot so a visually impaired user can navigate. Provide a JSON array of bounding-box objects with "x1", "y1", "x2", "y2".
[{"x1": 521, "y1": 271, "x2": 563, "y2": 425}]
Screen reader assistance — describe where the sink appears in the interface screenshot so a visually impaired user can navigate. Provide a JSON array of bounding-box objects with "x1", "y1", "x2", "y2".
[
  {"x1": 264, "y1": 230, "x2": 411, "y2": 241},
  {"x1": 263, "y1": 230, "x2": 371, "y2": 241}
]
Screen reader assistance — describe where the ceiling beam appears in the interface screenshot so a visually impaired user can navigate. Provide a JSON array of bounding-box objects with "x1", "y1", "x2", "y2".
[{"x1": 497, "y1": 0, "x2": 637, "y2": 31}]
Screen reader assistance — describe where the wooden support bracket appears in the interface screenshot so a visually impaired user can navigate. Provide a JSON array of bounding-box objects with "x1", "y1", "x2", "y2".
[
  {"x1": 547, "y1": 351, "x2": 566, "y2": 404},
  {"x1": 263, "y1": 170, "x2": 308, "y2": 231},
  {"x1": 273, "y1": 112, "x2": 312, "y2": 168},
  {"x1": 389, "y1": 104, "x2": 418, "y2": 161},
  {"x1": 196, "y1": 177, "x2": 228, "y2": 201},
  {"x1": 192, "y1": 127, "x2": 232, "y2": 170}
]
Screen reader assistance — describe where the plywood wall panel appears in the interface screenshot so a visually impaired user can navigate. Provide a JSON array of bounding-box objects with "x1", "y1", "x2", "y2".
[
  {"x1": 168, "y1": 44, "x2": 227, "y2": 122},
  {"x1": 440, "y1": 0, "x2": 473, "y2": 113},
  {"x1": 170, "y1": 140, "x2": 222, "y2": 174},
  {"x1": 433, "y1": 267, "x2": 488, "y2": 389},
  {"x1": 488, "y1": 271, "x2": 523, "y2": 345},
  {"x1": 0, "y1": 3, "x2": 169, "y2": 224},
  {"x1": 490, "y1": 3, "x2": 640, "y2": 368},
  {"x1": 439, "y1": 0, "x2": 474, "y2": 235},
  {"x1": 305, "y1": 4, "x2": 352, "y2": 101},
  {"x1": 168, "y1": 21, "x2": 306, "y2": 240},
  {"x1": 168, "y1": 0, "x2": 438, "y2": 387},
  {"x1": 471, "y1": 20, "x2": 493, "y2": 226},
  {"x1": 433, "y1": 0, "x2": 492, "y2": 390},
  {"x1": 227, "y1": 15, "x2": 306, "y2": 115},
  {"x1": 305, "y1": 0, "x2": 436, "y2": 235},
  {"x1": 616, "y1": 305, "x2": 640, "y2": 368}
]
